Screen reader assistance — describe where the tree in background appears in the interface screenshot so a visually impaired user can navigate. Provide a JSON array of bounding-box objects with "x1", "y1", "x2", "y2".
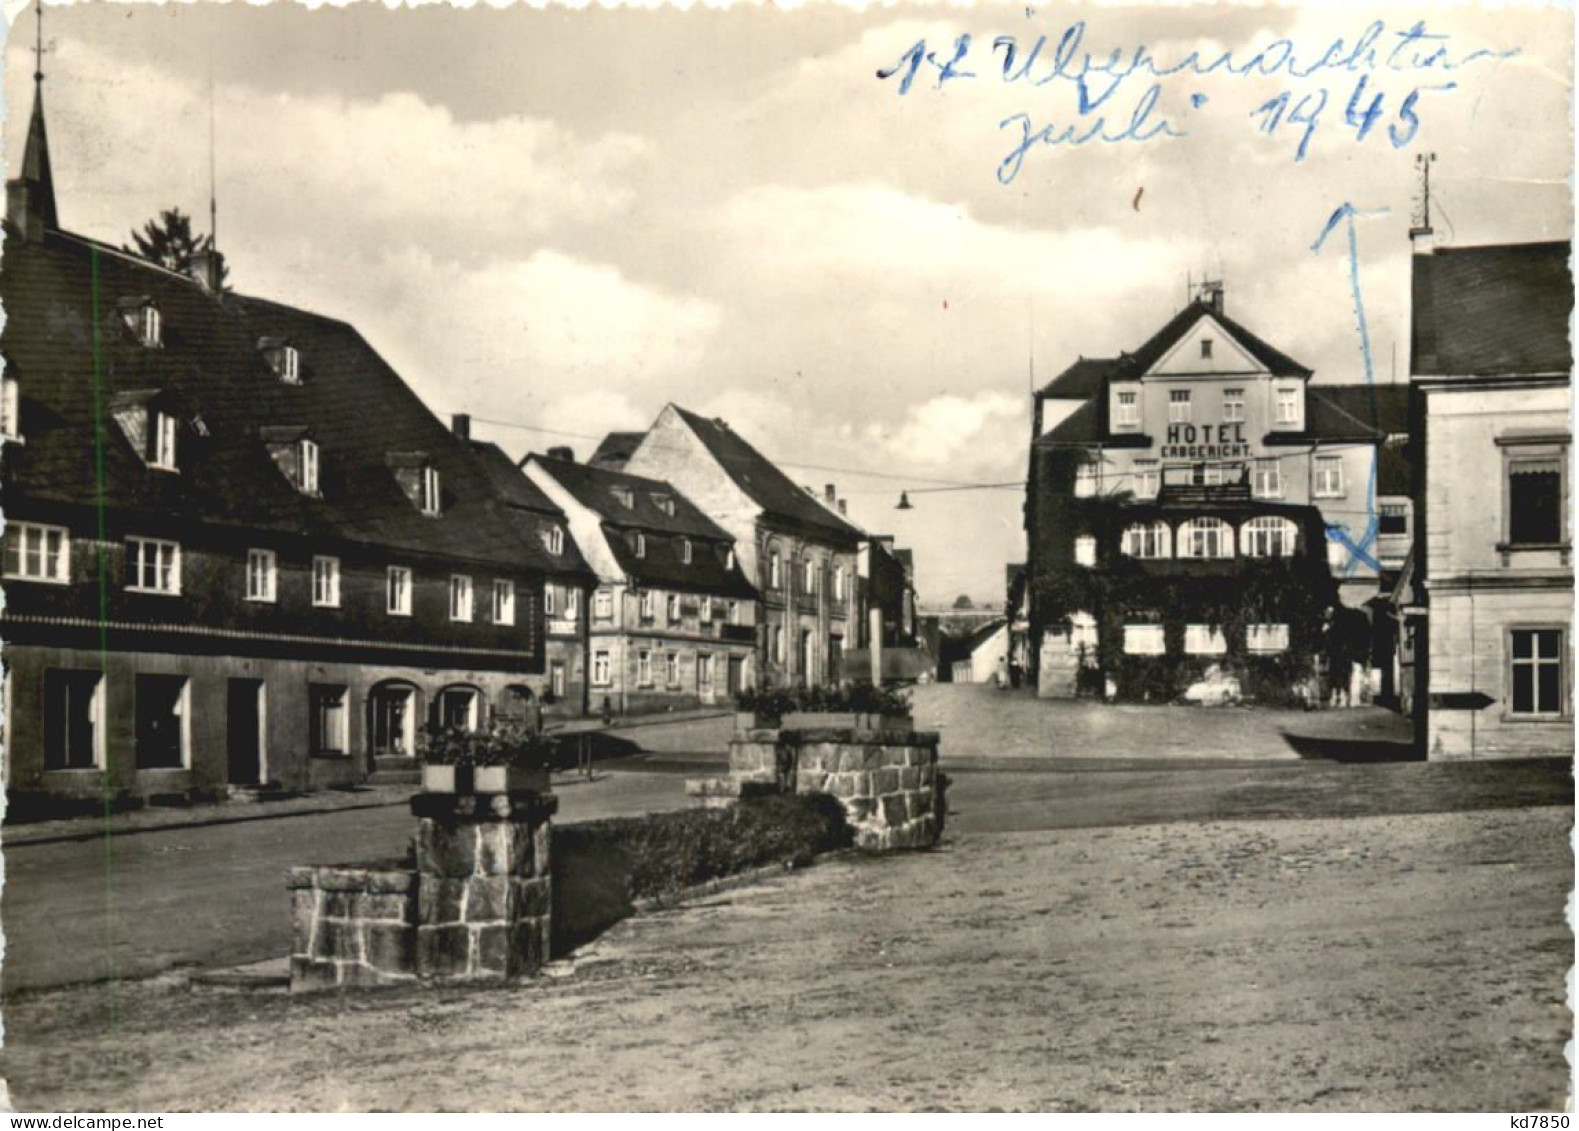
[{"x1": 125, "y1": 208, "x2": 228, "y2": 288}]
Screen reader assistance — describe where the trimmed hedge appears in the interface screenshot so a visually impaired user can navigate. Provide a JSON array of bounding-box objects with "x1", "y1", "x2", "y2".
[{"x1": 550, "y1": 793, "x2": 852, "y2": 954}]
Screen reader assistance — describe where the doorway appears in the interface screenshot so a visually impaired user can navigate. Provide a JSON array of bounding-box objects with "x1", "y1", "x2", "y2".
[
  {"x1": 369, "y1": 682, "x2": 418, "y2": 760},
  {"x1": 135, "y1": 674, "x2": 189, "y2": 770},
  {"x1": 226, "y1": 679, "x2": 265, "y2": 785}
]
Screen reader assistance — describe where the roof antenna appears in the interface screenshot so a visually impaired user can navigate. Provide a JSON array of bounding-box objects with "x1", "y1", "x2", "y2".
[
  {"x1": 208, "y1": 22, "x2": 218, "y2": 253},
  {"x1": 1410, "y1": 153, "x2": 1437, "y2": 239}
]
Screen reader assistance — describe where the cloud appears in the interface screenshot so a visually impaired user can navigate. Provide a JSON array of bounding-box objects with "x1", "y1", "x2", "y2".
[{"x1": 864, "y1": 391, "x2": 1024, "y2": 472}]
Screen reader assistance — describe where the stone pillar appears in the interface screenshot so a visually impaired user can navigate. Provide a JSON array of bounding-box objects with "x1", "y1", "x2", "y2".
[
  {"x1": 790, "y1": 726, "x2": 941, "y2": 851},
  {"x1": 410, "y1": 792, "x2": 558, "y2": 982},
  {"x1": 288, "y1": 866, "x2": 417, "y2": 991}
]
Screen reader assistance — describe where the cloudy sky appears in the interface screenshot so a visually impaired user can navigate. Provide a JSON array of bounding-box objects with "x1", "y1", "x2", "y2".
[{"x1": 7, "y1": 1, "x2": 1571, "y2": 603}]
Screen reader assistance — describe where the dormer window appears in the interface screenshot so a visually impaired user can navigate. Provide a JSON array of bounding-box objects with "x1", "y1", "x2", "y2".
[
  {"x1": 612, "y1": 485, "x2": 634, "y2": 508},
  {"x1": 300, "y1": 439, "x2": 320, "y2": 495},
  {"x1": 547, "y1": 526, "x2": 565, "y2": 555},
  {"x1": 387, "y1": 452, "x2": 440, "y2": 515},
  {"x1": 258, "y1": 338, "x2": 302, "y2": 384},
  {"x1": 681, "y1": 538, "x2": 692, "y2": 564},
  {"x1": 634, "y1": 532, "x2": 647, "y2": 559},
  {"x1": 725, "y1": 548, "x2": 736, "y2": 571},
  {"x1": 652, "y1": 493, "x2": 676, "y2": 517},
  {"x1": 421, "y1": 468, "x2": 440, "y2": 515},
  {"x1": 262, "y1": 426, "x2": 320, "y2": 496},
  {"x1": 2, "y1": 377, "x2": 20, "y2": 442},
  {"x1": 149, "y1": 411, "x2": 178, "y2": 471}
]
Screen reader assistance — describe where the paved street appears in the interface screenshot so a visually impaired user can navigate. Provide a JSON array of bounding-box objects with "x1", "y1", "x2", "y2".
[{"x1": 3, "y1": 688, "x2": 1569, "y2": 993}]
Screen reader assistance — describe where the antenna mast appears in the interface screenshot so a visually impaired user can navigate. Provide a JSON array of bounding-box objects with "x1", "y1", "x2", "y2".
[
  {"x1": 32, "y1": 0, "x2": 43, "y2": 86},
  {"x1": 1410, "y1": 152, "x2": 1437, "y2": 238}
]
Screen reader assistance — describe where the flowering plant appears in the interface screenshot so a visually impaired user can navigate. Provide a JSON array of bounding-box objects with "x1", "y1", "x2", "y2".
[{"x1": 418, "y1": 720, "x2": 555, "y2": 768}]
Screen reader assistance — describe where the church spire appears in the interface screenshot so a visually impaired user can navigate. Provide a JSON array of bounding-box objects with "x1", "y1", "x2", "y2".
[{"x1": 7, "y1": 1, "x2": 58, "y2": 239}]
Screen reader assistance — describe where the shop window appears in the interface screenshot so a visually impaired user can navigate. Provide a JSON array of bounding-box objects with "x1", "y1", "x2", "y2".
[
  {"x1": 135, "y1": 674, "x2": 189, "y2": 769},
  {"x1": 436, "y1": 686, "x2": 479, "y2": 732},
  {"x1": 1247, "y1": 624, "x2": 1290, "y2": 654},
  {"x1": 1123, "y1": 624, "x2": 1166, "y2": 655},
  {"x1": 1184, "y1": 624, "x2": 1228, "y2": 655},
  {"x1": 1510, "y1": 629, "x2": 1566, "y2": 717},
  {"x1": 43, "y1": 669, "x2": 103, "y2": 770},
  {"x1": 310, "y1": 684, "x2": 350, "y2": 756}
]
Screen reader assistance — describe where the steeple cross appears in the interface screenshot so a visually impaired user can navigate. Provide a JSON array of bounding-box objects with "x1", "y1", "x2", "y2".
[{"x1": 32, "y1": 0, "x2": 45, "y2": 85}]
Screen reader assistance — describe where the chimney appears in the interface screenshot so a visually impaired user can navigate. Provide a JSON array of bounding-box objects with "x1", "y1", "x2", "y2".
[
  {"x1": 547, "y1": 445, "x2": 575, "y2": 462},
  {"x1": 824, "y1": 484, "x2": 836, "y2": 503},
  {"x1": 1203, "y1": 281, "x2": 1224, "y2": 315},
  {"x1": 837, "y1": 499, "x2": 848, "y2": 516},
  {"x1": 1409, "y1": 224, "x2": 1436, "y2": 256},
  {"x1": 188, "y1": 248, "x2": 225, "y2": 295},
  {"x1": 451, "y1": 413, "x2": 471, "y2": 441}
]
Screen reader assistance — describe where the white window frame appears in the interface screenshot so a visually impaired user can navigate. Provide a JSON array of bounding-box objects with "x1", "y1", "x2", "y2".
[
  {"x1": 666, "y1": 652, "x2": 680, "y2": 687},
  {"x1": 300, "y1": 440, "x2": 320, "y2": 495},
  {"x1": 139, "y1": 305, "x2": 162, "y2": 348},
  {"x1": 639, "y1": 589, "x2": 654, "y2": 620},
  {"x1": 1509, "y1": 627, "x2": 1567, "y2": 718},
  {"x1": 1114, "y1": 390, "x2": 1140, "y2": 429},
  {"x1": 637, "y1": 650, "x2": 653, "y2": 688},
  {"x1": 1314, "y1": 456, "x2": 1345, "y2": 499},
  {"x1": 1184, "y1": 624, "x2": 1228, "y2": 655},
  {"x1": 1242, "y1": 516, "x2": 1298, "y2": 559},
  {"x1": 246, "y1": 548, "x2": 278, "y2": 603},
  {"x1": 1178, "y1": 517, "x2": 1233, "y2": 559},
  {"x1": 387, "y1": 566, "x2": 412, "y2": 616},
  {"x1": 768, "y1": 552, "x2": 782, "y2": 589},
  {"x1": 1074, "y1": 462, "x2": 1099, "y2": 498},
  {"x1": 492, "y1": 579, "x2": 516, "y2": 626},
  {"x1": 420, "y1": 467, "x2": 442, "y2": 516},
  {"x1": 592, "y1": 650, "x2": 612, "y2": 687},
  {"x1": 1134, "y1": 461, "x2": 1160, "y2": 500},
  {"x1": 594, "y1": 589, "x2": 613, "y2": 620},
  {"x1": 280, "y1": 345, "x2": 301, "y2": 384},
  {"x1": 449, "y1": 574, "x2": 474, "y2": 622},
  {"x1": 1252, "y1": 458, "x2": 1282, "y2": 499},
  {"x1": 547, "y1": 526, "x2": 565, "y2": 556},
  {"x1": 1168, "y1": 390, "x2": 1192, "y2": 424},
  {"x1": 312, "y1": 555, "x2": 341, "y2": 607},
  {"x1": 126, "y1": 536, "x2": 181, "y2": 595},
  {"x1": 681, "y1": 539, "x2": 693, "y2": 564},
  {"x1": 1074, "y1": 535, "x2": 1097, "y2": 567},
  {"x1": 4, "y1": 522, "x2": 69, "y2": 583},
  {"x1": 635, "y1": 533, "x2": 647, "y2": 559},
  {"x1": 667, "y1": 592, "x2": 680, "y2": 623},
  {"x1": 728, "y1": 600, "x2": 740, "y2": 625},
  {"x1": 1123, "y1": 624, "x2": 1166, "y2": 656},
  {"x1": 700, "y1": 595, "x2": 712, "y2": 622},
  {"x1": 1246, "y1": 623, "x2": 1291, "y2": 654},
  {"x1": 698, "y1": 652, "x2": 714, "y2": 689},
  {"x1": 1121, "y1": 521, "x2": 1171, "y2": 560},
  {"x1": 545, "y1": 585, "x2": 558, "y2": 617},
  {"x1": 1222, "y1": 388, "x2": 1245, "y2": 423},
  {"x1": 310, "y1": 684, "x2": 350, "y2": 756},
  {"x1": 1068, "y1": 612, "x2": 1098, "y2": 657},
  {"x1": 1275, "y1": 386, "x2": 1302, "y2": 427},
  {"x1": 833, "y1": 565, "x2": 846, "y2": 600},
  {"x1": 803, "y1": 558, "x2": 817, "y2": 595},
  {"x1": 43, "y1": 668, "x2": 105, "y2": 770},
  {"x1": 2, "y1": 376, "x2": 20, "y2": 441},
  {"x1": 150, "y1": 412, "x2": 178, "y2": 471},
  {"x1": 566, "y1": 588, "x2": 580, "y2": 619}
]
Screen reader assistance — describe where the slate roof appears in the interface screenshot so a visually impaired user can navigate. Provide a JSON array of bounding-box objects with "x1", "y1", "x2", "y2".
[
  {"x1": 1304, "y1": 384, "x2": 1411, "y2": 441},
  {"x1": 1411, "y1": 241, "x2": 1573, "y2": 377},
  {"x1": 1111, "y1": 299, "x2": 1313, "y2": 380},
  {"x1": 1, "y1": 227, "x2": 568, "y2": 575},
  {"x1": 1036, "y1": 357, "x2": 1117, "y2": 399},
  {"x1": 587, "y1": 431, "x2": 645, "y2": 469},
  {"x1": 670, "y1": 405, "x2": 865, "y2": 545},
  {"x1": 1035, "y1": 399, "x2": 1102, "y2": 447}
]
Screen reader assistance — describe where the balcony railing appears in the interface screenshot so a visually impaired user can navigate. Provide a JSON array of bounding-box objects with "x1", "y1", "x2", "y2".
[{"x1": 1157, "y1": 462, "x2": 1252, "y2": 505}]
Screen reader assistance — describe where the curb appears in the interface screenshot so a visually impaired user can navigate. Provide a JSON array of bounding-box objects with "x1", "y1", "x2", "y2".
[{"x1": 2, "y1": 795, "x2": 414, "y2": 850}]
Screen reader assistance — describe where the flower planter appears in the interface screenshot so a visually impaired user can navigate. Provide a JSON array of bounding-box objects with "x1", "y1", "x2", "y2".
[
  {"x1": 473, "y1": 765, "x2": 550, "y2": 794},
  {"x1": 782, "y1": 711, "x2": 913, "y2": 732},
  {"x1": 422, "y1": 764, "x2": 459, "y2": 794}
]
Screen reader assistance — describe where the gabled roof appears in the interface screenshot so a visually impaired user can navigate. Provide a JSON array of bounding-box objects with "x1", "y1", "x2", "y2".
[
  {"x1": 670, "y1": 405, "x2": 865, "y2": 544},
  {"x1": 1411, "y1": 241, "x2": 1573, "y2": 377},
  {"x1": 1037, "y1": 357, "x2": 1118, "y2": 400},
  {"x1": 1111, "y1": 299, "x2": 1313, "y2": 380},
  {"x1": 525, "y1": 454, "x2": 734, "y2": 541},
  {"x1": 1034, "y1": 398, "x2": 1102, "y2": 447},
  {"x1": 1, "y1": 227, "x2": 565, "y2": 574},
  {"x1": 466, "y1": 439, "x2": 563, "y2": 518},
  {"x1": 587, "y1": 431, "x2": 645, "y2": 470}
]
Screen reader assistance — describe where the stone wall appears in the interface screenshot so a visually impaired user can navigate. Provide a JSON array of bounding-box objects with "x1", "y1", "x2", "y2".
[
  {"x1": 713, "y1": 721, "x2": 942, "y2": 851},
  {"x1": 288, "y1": 865, "x2": 417, "y2": 991},
  {"x1": 287, "y1": 791, "x2": 557, "y2": 992}
]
